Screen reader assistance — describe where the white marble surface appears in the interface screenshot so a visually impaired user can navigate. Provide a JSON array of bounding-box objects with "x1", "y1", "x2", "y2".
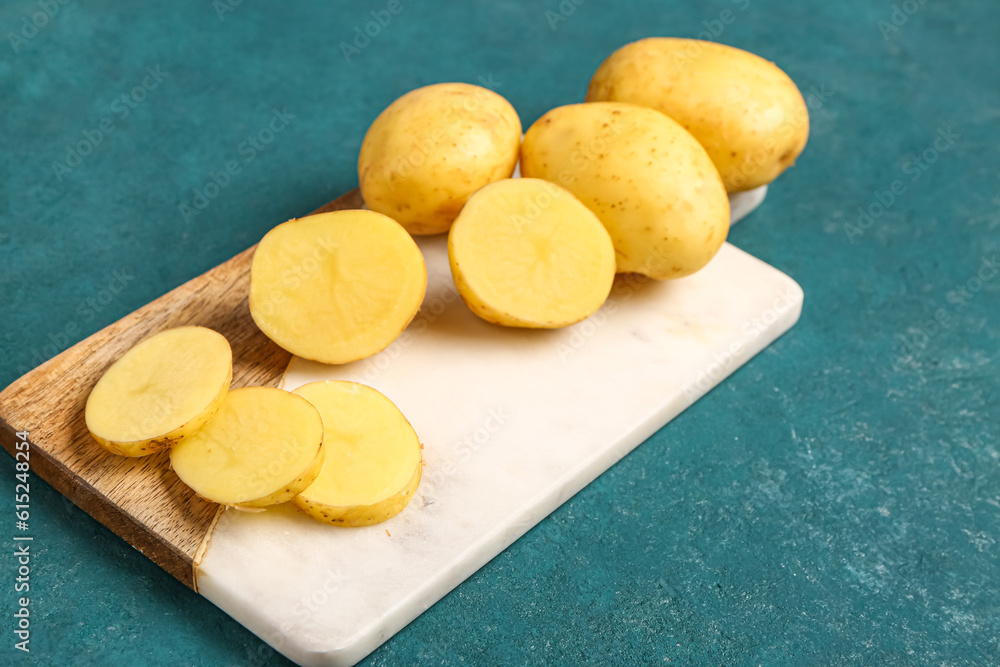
[{"x1": 196, "y1": 204, "x2": 803, "y2": 666}]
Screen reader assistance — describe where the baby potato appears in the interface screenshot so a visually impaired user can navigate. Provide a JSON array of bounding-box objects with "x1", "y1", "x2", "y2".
[
  {"x1": 521, "y1": 102, "x2": 729, "y2": 280},
  {"x1": 586, "y1": 38, "x2": 809, "y2": 192},
  {"x1": 358, "y1": 82, "x2": 522, "y2": 235}
]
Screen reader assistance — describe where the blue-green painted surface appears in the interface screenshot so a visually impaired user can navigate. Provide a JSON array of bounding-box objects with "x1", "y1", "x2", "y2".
[{"x1": 1, "y1": 1, "x2": 998, "y2": 665}]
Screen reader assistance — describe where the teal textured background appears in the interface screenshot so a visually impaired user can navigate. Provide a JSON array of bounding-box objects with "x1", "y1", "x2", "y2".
[{"x1": 2, "y1": 1, "x2": 998, "y2": 665}]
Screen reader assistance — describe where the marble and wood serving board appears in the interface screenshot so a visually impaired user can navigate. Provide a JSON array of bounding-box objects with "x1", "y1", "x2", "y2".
[{"x1": 0, "y1": 185, "x2": 799, "y2": 667}]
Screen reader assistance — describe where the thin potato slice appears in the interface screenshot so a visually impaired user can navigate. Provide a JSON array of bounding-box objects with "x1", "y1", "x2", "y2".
[
  {"x1": 448, "y1": 178, "x2": 616, "y2": 328},
  {"x1": 85, "y1": 326, "x2": 232, "y2": 457},
  {"x1": 169, "y1": 387, "x2": 325, "y2": 508},
  {"x1": 249, "y1": 210, "x2": 427, "y2": 364},
  {"x1": 291, "y1": 381, "x2": 422, "y2": 527}
]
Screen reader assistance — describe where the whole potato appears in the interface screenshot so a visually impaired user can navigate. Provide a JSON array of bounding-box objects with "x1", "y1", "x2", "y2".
[
  {"x1": 586, "y1": 38, "x2": 809, "y2": 192},
  {"x1": 521, "y1": 102, "x2": 729, "y2": 280},
  {"x1": 358, "y1": 83, "x2": 522, "y2": 235}
]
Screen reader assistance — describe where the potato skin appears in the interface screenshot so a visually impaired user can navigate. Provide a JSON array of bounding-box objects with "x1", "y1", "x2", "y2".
[
  {"x1": 358, "y1": 82, "x2": 522, "y2": 235},
  {"x1": 521, "y1": 102, "x2": 729, "y2": 280},
  {"x1": 293, "y1": 460, "x2": 421, "y2": 527},
  {"x1": 586, "y1": 38, "x2": 809, "y2": 192}
]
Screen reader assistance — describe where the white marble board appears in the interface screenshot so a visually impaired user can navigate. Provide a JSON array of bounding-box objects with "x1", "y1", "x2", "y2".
[{"x1": 195, "y1": 186, "x2": 801, "y2": 666}]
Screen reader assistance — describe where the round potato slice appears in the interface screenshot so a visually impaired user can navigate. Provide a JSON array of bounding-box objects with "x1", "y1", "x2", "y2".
[
  {"x1": 169, "y1": 387, "x2": 325, "y2": 508},
  {"x1": 85, "y1": 326, "x2": 232, "y2": 457},
  {"x1": 448, "y1": 178, "x2": 615, "y2": 328},
  {"x1": 291, "y1": 381, "x2": 422, "y2": 527},
  {"x1": 249, "y1": 210, "x2": 427, "y2": 365}
]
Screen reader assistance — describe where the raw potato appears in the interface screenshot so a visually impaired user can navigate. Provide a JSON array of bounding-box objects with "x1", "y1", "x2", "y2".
[
  {"x1": 520, "y1": 102, "x2": 729, "y2": 280},
  {"x1": 291, "y1": 381, "x2": 422, "y2": 527},
  {"x1": 448, "y1": 178, "x2": 615, "y2": 328},
  {"x1": 358, "y1": 82, "x2": 522, "y2": 235},
  {"x1": 169, "y1": 387, "x2": 324, "y2": 508},
  {"x1": 586, "y1": 38, "x2": 810, "y2": 192},
  {"x1": 85, "y1": 326, "x2": 232, "y2": 457},
  {"x1": 249, "y1": 210, "x2": 427, "y2": 364}
]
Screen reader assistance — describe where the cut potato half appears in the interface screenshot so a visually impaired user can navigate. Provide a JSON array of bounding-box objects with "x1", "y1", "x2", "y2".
[
  {"x1": 448, "y1": 178, "x2": 616, "y2": 328},
  {"x1": 85, "y1": 326, "x2": 232, "y2": 457},
  {"x1": 291, "y1": 381, "x2": 422, "y2": 527},
  {"x1": 249, "y1": 210, "x2": 427, "y2": 364},
  {"x1": 169, "y1": 387, "x2": 325, "y2": 508}
]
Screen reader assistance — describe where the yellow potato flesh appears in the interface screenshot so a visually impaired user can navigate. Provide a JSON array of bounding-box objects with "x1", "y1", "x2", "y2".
[
  {"x1": 448, "y1": 178, "x2": 615, "y2": 328},
  {"x1": 169, "y1": 387, "x2": 324, "y2": 508},
  {"x1": 521, "y1": 102, "x2": 729, "y2": 280},
  {"x1": 358, "y1": 82, "x2": 522, "y2": 235},
  {"x1": 291, "y1": 381, "x2": 422, "y2": 527},
  {"x1": 586, "y1": 37, "x2": 809, "y2": 192},
  {"x1": 85, "y1": 326, "x2": 232, "y2": 457},
  {"x1": 249, "y1": 210, "x2": 427, "y2": 364}
]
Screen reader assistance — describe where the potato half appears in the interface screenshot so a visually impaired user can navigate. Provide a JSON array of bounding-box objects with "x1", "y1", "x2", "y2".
[
  {"x1": 521, "y1": 102, "x2": 729, "y2": 280},
  {"x1": 249, "y1": 209, "x2": 427, "y2": 364},
  {"x1": 291, "y1": 381, "x2": 422, "y2": 527},
  {"x1": 85, "y1": 326, "x2": 232, "y2": 457},
  {"x1": 169, "y1": 387, "x2": 325, "y2": 508},
  {"x1": 586, "y1": 38, "x2": 810, "y2": 192},
  {"x1": 358, "y1": 82, "x2": 522, "y2": 235},
  {"x1": 448, "y1": 178, "x2": 615, "y2": 328}
]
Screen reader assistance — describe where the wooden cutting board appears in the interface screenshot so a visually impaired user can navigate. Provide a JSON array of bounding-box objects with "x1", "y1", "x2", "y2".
[{"x1": 0, "y1": 189, "x2": 363, "y2": 588}]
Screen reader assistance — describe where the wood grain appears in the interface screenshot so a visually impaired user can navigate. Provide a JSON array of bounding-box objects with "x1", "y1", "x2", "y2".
[{"x1": 0, "y1": 189, "x2": 365, "y2": 589}]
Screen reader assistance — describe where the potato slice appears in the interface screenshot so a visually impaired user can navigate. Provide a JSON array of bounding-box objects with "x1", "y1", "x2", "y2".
[
  {"x1": 249, "y1": 210, "x2": 427, "y2": 364},
  {"x1": 291, "y1": 381, "x2": 422, "y2": 527},
  {"x1": 85, "y1": 326, "x2": 232, "y2": 457},
  {"x1": 169, "y1": 387, "x2": 325, "y2": 508},
  {"x1": 448, "y1": 178, "x2": 616, "y2": 328}
]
